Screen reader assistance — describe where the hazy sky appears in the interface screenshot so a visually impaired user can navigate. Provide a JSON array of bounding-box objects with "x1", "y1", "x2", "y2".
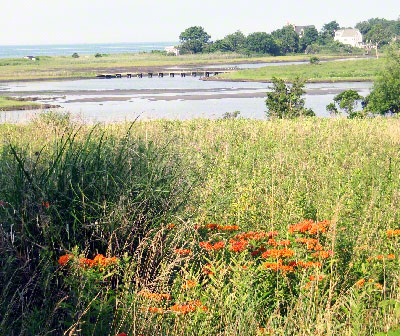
[{"x1": 1, "y1": 0, "x2": 399, "y2": 45}]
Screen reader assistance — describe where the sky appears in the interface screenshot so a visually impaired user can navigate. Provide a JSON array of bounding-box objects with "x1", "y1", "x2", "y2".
[{"x1": 1, "y1": 0, "x2": 399, "y2": 45}]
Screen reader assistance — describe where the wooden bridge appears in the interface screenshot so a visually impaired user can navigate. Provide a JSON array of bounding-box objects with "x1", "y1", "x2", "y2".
[{"x1": 96, "y1": 69, "x2": 235, "y2": 79}]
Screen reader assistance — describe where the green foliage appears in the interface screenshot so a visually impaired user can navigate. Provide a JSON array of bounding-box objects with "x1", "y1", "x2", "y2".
[
  {"x1": 245, "y1": 32, "x2": 280, "y2": 55},
  {"x1": 309, "y1": 56, "x2": 320, "y2": 64},
  {"x1": 272, "y1": 25, "x2": 299, "y2": 53},
  {"x1": 356, "y1": 17, "x2": 400, "y2": 45},
  {"x1": 327, "y1": 89, "x2": 365, "y2": 118},
  {"x1": 265, "y1": 77, "x2": 315, "y2": 118},
  {"x1": 94, "y1": 53, "x2": 102, "y2": 58},
  {"x1": 179, "y1": 26, "x2": 211, "y2": 54},
  {"x1": 222, "y1": 111, "x2": 241, "y2": 119},
  {"x1": 322, "y1": 20, "x2": 340, "y2": 38},
  {"x1": 72, "y1": 52, "x2": 79, "y2": 58},
  {"x1": 300, "y1": 27, "x2": 319, "y2": 52},
  {"x1": 366, "y1": 47, "x2": 400, "y2": 114},
  {"x1": 366, "y1": 24, "x2": 393, "y2": 47}
]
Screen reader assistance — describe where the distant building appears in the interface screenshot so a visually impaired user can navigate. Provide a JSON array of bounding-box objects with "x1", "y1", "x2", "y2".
[
  {"x1": 334, "y1": 29, "x2": 363, "y2": 48},
  {"x1": 23, "y1": 56, "x2": 36, "y2": 61},
  {"x1": 164, "y1": 46, "x2": 180, "y2": 56},
  {"x1": 293, "y1": 25, "x2": 316, "y2": 38}
]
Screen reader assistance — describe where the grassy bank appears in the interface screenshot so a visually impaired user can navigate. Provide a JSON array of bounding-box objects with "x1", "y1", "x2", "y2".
[
  {"x1": 219, "y1": 58, "x2": 384, "y2": 82},
  {"x1": 1, "y1": 116, "x2": 400, "y2": 335},
  {"x1": 0, "y1": 53, "x2": 358, "y2": 81},
  {"x1": 0, "y1": 96, "x2": 40, "y2": 111}
]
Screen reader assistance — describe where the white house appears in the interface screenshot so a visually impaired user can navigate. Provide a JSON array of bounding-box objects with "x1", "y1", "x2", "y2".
[
  {"x1": 23, "y1": 56, "x2": 36, "y2": 61},
  {"x1": 164, "y1": 46, "x2": 180, "y2": 56},
  {"x1": 334, "y1": 29, "x2": 363, "y2": 48}
]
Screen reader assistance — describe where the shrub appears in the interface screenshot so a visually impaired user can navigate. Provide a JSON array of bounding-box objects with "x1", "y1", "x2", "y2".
[{"x1": 72, "y1": 52, "x2": 79, "y2": 58}]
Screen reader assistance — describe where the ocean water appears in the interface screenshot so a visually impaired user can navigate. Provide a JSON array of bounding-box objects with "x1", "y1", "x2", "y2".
[{"x1": 0, "y1": 42, "x2": 178, "y2": 58}]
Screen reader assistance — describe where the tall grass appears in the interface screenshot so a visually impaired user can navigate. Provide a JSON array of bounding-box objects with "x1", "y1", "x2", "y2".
[{"x1": 1, "y1": 116, "x2": 400, "y2": 335}]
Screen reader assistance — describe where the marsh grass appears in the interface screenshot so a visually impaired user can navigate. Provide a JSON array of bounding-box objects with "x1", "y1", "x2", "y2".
[
  {"x1": 220, "y1": 58, "x2": 384, "y2": 82},
  {"x1": 1, "y1": 117, "x2": 400, "y2": 335},
  {"x1": 0, "y1": 53, "x2": 351, "y2": 81}
]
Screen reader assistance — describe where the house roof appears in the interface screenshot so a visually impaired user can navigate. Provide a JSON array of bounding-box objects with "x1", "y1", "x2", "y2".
[
  {"x1": 336, "y1": 29, "x2": 361, "y2": 38},
  {"x1": 294, "y1": 25, "x2": 315, "y2": 34}
]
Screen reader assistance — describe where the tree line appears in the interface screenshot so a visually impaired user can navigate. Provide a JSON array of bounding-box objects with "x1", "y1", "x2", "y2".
[
  {"x1": 265, "y1": 47, "x2": 400, "y2": 119},
  {"x1": 178, "y1": 17, "x2": 400, "y2": 56}
]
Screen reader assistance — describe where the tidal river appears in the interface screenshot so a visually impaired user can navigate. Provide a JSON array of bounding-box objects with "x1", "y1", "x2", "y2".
[{"x1": 0, "y1": 76, "x2": 372, "y2": 124}]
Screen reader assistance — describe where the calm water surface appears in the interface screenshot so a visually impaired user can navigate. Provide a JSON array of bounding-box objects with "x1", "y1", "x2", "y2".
[{"x1": 0, "y1": 77, "x2": 373, "y2": 123}]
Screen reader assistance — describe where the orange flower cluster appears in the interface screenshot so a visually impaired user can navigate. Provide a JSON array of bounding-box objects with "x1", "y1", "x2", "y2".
[
  {"x1": 175, "y1": 249, "x2": 191, "y2": 256},
  {"x1": 202, "y1": 264, "x2": 214, "y2": 275},
  {"x1": 146, "y1": 307, "x2": 164, "y2": 314},
  {"x1": 355, "y1": 279, "x2": 366, "y2": 288},
  {"x1": 228, "y1": 239, "x2": 249, "y2": 252},
  {"x1": 235, "y1": 231, "x2": 278, "y2": 241},
  {"x1": 289, "y1": 220, "x2": 330, "y2": 235},
  {"x1": 261, "y1": 248, "x2": 295, "y2": 259},
  {"x1": 79, "y1": 254, "x2": 118, "y2": 268},
  {"x1": 267, "y1": 239, "x2": 291, "y2": 247},
  {"x1": 205, "y1": 224, "x2": 240, "y2": 231},
  {"x1": 166, "y1": 223, "x2": 176, "y2": 229},
  {"x1": 387, "y1": 229, "x2": 400, "y2": 237},
  {"x1": 169, "y1": 300, "x2": 207, "y2": 314},
  {"x1": 58, "y1": 254, "x2": 74, "y2": 266},
  {"x1": 263, "y1": 259, "x2": 294, "y2": 272},
  {"x1": 311, "y1": 250, "x2": 332, "y2": 259},
  {"x1": 295, "y1": 238, "x2": 323, "y2": 251},
  {"x1": 309, "y1": 275, "x2": 324, "y2": 281},
  {"x1": 199, "y1": 241, "x2": 225, "y2": 251},
  {"x1": 183, "y1": 280, "x2": 197, "y2": 290},
  {"x1": 369, "y1": 254, "x2": 396, "y2": 261},
  {"x1": 138, "y1": 291, "x2": 172, "y2": 301}
]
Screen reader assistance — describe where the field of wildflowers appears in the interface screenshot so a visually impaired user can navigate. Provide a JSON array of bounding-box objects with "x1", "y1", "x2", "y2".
[{"x1": 1, "y1": 115, "x2": 400, "y2": 335}]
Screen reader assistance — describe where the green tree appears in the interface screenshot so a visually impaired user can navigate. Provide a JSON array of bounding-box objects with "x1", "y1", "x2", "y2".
[
  {"x1": 300, "y1": 27, "x2": 319, "y2": 52},
  {"x1": 365, "y1": 24, "x2": 392, "y2": 58},
  {"x1": 245, "y1": 32, "x2": 280, "y2": 55},
  {"x1": 265, "y1": 77, "x2": 315, "y2": 118},
  {"x1": 179, "y1": 26, "x2": 211, "y2": 54},
  {"x1": 322, "y1": 21, "x2": 340, "y2": 38},
  {"x1": 327, "y1": 90, "x2": 365, "y2": 118},
  {"x1": 222, "y1": 31, "x2": 247, "y2": 52},
  {"x1": 272, "y1": 26, "x2": 299, "y2": 53},
  {"x1": 366, "y1": 47, "x2": 400, "y2": 114}
]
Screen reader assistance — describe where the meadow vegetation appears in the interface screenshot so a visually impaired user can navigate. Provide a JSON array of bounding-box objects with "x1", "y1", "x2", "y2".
[
  {"x1": 219, "y1": 58, "x2": 384, "y2": 82},
  {"x1": 1, "y1": 115, "x2": 400, "y2": 335},
  {"x1": 0, "y1": 97, "x2": 40, "y2": 111},
  {"x1": 0, "y1": 53, "x2": 356, "y2": 81}
]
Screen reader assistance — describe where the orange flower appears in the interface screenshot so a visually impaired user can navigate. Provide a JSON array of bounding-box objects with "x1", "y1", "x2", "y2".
[
  {"x1": 235, "y1": 231, "x2": 278, "y2": 241},
  {"x1": 377, "y1": 255, "x2": 384, "y2": 260},
  {"x1": 251, "y1": 246, "x2": 266, "y2": 257},
  {"x1": 229, "y1": 239, "x2": 249, "y2": 252},
  {"x1": 138, "y1": 291, "x2": 172, "y2": 301},
  {"x1": 183, "y1": 280, "x2": 196, "y2": 290},
  {"x1": 79, "y1": 257, "x2": 96, "y2": 268},
  {"x1": 206, "y1": 223, "x2": 219, "y2": 230},
  {"x1": 263, "y1": 260, "x2": 294, "y2": 272},
  {"x1": 42, "y1": 201, "x2": 50, "y2": 208},
  {"x1": 94, "y1": 254, "x2": 118, "y2": 267},
  {"x1": 387, "y1": 254, "x2": 395, "y2": 260},
  {"x1": 387, "y1": 229, "x2": 400, "y2": 237},
  {"x1": 355, "y1": 279, "x2": 365, "y2": 288},
  {"x1": 199, "y1": 241, "x2": 225, "y2": 251},
  {"x1": 166, "y1": 223, "x2": 176, "y2": 229},
  {"x1": 375, "y1": 283, "x2": 383, "y2": 290},
  {"x1": 175, "y1": 248, "x2": 191, "y2": 256},
  {"x1": 220, "y1": 225, "x2": 240, "y2": 231},
  {"x1": 297, "y1": 261, "x2": 322, "y2": 268},
  {"x1": 311, "y1": 251, "x2": 332, "y2": 259},
  {"x1": 169, "y1": 304, "x2": 196, "y2": 314},
  {"x1": 58, "y1": 254, "x2": 74, "y2": 266},
  {"x1": 309, "y1": 275, "x2": 324, "y2": 281},
  {"x1": 289, "y1": 220, "x2": 330, "y2": 235},
  {"x1": 147, "y1": 307, "x2": 164, "y2": 314},
  {"x1": 261, "y1": 248, "x2": 295, "y2": 259}
]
